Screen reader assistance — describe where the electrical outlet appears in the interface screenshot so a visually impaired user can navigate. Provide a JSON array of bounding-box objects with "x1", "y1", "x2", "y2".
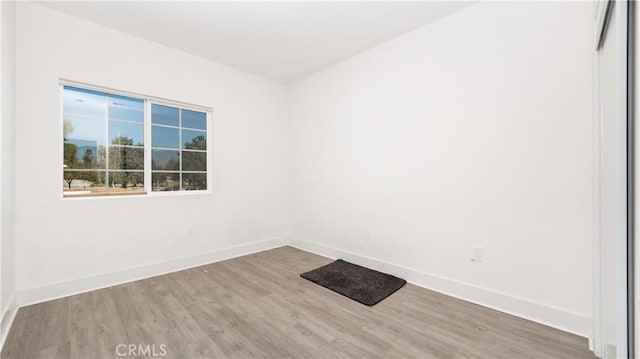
[
  {"x1": 186, "y1": 227, "x2": 194, "y2": 239},
  {"x1": 471, "y1": 246, "x2": 484, "y2": 261}
]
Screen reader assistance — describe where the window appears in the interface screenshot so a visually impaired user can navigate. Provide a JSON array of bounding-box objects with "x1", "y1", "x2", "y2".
[
  {"x1": 62, "y1": 84, "x2": 210, "y2": 198},
  {"x1": 151, "y1": 104, "x2": 207, "y2": 192}
]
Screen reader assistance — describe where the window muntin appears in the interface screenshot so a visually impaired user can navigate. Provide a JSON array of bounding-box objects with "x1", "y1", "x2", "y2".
[
  {"x1": 62, "y1": 85, "x2": 210, "y2": 198},
  {"x1": 150, "y1": 104, "x2": 208, "y2": 192}
]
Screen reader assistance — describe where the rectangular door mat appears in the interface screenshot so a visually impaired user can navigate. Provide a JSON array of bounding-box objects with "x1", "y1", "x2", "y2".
[{"x1": 300, "y1": 259, "x2": 406, "y2": 306}]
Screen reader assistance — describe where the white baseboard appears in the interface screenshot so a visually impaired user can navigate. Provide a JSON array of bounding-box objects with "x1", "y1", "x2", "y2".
[
  {"x1": 0, "y1": 294, "x2": 18, "y2": 354},
  {"x1": 289, "y1": 237, "x2": 592, "y2": 340},
  {"x1": 16, "y1": 236, "x2": 288, "y2": 307},
  {"x1": 11, "y1": 235, "x2": 592, "y2": 345}
]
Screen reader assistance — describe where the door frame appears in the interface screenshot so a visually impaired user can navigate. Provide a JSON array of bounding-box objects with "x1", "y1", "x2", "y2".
[{"x1": 594, "y1": 0, "x2": 634, "y2": 357}]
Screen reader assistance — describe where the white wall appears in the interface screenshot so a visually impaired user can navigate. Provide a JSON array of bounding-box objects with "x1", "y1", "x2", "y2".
[
  {"x1": 0, "y1": 0, "x2": 17, "y2": 343},
  {"x1": 14, "y1": 2, "x2": 289, "y2": 301},
  {"x1": 289, "y1": 1, "x2": 594, "y2": 336}
]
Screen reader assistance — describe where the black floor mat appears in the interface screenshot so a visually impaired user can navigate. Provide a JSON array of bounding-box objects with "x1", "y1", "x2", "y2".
[{"x1": 300, "y1": 259, "x2": 406, "y2": 306}]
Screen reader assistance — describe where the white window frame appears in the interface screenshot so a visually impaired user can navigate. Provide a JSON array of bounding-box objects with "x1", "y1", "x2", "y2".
[{"x1": 59, "y1": 79, "x2": 213, "y2": 199}]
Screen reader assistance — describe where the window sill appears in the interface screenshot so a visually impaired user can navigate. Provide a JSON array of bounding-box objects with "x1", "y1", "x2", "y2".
[{"x1": 61, "y1": 190, "x2": 211, "y2": 200}]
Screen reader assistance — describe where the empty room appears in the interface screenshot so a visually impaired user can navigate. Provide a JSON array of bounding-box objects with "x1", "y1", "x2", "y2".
[{"x1": 0, "y1": 0, "x2": 636, "y2": 358}]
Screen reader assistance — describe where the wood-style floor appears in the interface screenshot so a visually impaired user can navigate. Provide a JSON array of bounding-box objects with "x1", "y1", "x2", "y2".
[{"x1": 2, "y1": 246, "x2": 594, "y2": 359}]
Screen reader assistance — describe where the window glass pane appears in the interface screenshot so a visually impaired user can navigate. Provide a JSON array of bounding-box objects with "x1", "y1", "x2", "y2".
[
  {"x1": 108, "y1": 172, "x2": 145, "y2": 192},
  {"x1": 152, "y1": 150, "x2": 179, "y2": 171},
  {"x1": 181, "y1": 109, "x2": 206, "y2": 130},
  {"x1": 108, "y1": 95, "x2": 143, "y2": 122},
  {"x1": 109, "y1": 146, "x2": 144, "y2": 170},
  {"x1": 182, "y1": 173, "x2": 207, "y2": 191},
  {"x1": 109, "y1": 121, "x2": 144, "y2": 146},
  {"x1": 63, "y1": 86, "x2": 107, "y2": 119},
  {"x1": 182, "y1": 130, "x2": 206, "y2": 150},
  {"x1": 152, "y1": 104, "x2": 179, "y2": 127},
  {"x1": 152, "y1": 172, "x2": 180, "y2": 191},
  {"x1": 63, "y1": 116, "x2": 106, "y2": 170},
  {"x1": 63, "y1": 170, "x2": 106, "y2": 197},
  {"x1": 64, "y1": 117, "x2": 106, "y2": 146},
  {"x1": 64, "y1": 139, "x2": 105, "y2": 170},
  {"x1": 152, "y1": 126, "x2": 180, "y2": 149},
  {"x1": 182, "y1": 151, "x2": 207, "y2": 171}
]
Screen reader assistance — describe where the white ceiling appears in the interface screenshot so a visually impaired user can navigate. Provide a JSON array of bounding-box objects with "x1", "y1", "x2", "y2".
[{"x1": 41, "y1": 1, "x2": 474, "y2": 84}]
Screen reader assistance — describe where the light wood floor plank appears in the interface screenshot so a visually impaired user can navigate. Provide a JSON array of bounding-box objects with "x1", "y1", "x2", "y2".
[{"x1": 1, "y1": 246, "x2": 594, "y2": 359}]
